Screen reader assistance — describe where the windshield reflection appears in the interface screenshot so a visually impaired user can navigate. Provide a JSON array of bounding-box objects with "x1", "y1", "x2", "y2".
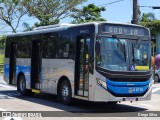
[{"x1": 96, "y1": 37, "x2": 127, "y2": 71}]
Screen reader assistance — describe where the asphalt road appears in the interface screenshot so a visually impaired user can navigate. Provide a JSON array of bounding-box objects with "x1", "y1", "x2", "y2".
[{"x1": 0, "y1": 76, "x2": 160, "y2": 120}]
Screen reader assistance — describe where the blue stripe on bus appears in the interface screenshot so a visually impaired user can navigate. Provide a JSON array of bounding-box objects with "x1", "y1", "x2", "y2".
[
  {"x1": 107, "y1": 79, "x2": 150, "y2": 87},
  {"x1": 106, "y1": 79, "x2": 150, "y2": 94},
  {"x1": 4, "y1": 64, "x2": 31, "y2": 82}
]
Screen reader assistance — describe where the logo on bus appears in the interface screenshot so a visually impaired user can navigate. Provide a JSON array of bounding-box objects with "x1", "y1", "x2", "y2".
[{"x1": 128, "y1": 88, "x2": 133, "y2": 93}]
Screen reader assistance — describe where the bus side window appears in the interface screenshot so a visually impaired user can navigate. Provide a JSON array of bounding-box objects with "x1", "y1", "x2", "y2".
[
  {"x1": 58, "y1": 33, "x2": 71, "y2": 59},
  {"x1": 42, "y1": 33, "x2": 57, "y2": 59}
]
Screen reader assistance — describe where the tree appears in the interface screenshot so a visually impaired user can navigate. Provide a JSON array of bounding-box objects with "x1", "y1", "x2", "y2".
[
  {"x1": 139, "y1": 12, "x2": 159, "y2": 56},
  {"x1": 0, "y1": 0, "x2": 26, "y2": 33},
  {"x1": 140, "y1": 20, "x2": 160, "y2": 35},
  {"x1": 0, "y1": 35, "x2": 6, "y2": 52},
  {"x1": 140, "y1": 12, "x2": 155, "y2": 22},
  {"x1": 71, "y1": 4, "x2": 106, "y2": 24},
  {"x1": 22, "y1": 0, "x2": 86, "y2": 26},
  {"x1": 139, "y1": 12, "x2": 159, "y2": 35},
  {"x1": 22, "y1": 22, "x2": 33, "y2": 31}
]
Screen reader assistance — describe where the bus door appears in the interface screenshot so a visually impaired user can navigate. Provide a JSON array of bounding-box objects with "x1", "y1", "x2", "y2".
[
  {"x1": 9, "y1": 42, "x2": 17, "y2": 85},
  {"x1": 75, "y1": 35, "x2": 91, "y2": 97},
  {"x1": 31, "y1": 40, "x2": 42, "y2": 90}
]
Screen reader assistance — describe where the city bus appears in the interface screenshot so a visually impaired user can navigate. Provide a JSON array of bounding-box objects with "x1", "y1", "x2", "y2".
[{"x1": 3, "y1": 22, "x2": 152, "y2": 105}]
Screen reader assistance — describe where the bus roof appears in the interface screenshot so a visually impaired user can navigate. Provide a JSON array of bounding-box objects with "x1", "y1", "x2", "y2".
[{"x1": 6, "y1": 22, "x2": 148, "y2": 37}]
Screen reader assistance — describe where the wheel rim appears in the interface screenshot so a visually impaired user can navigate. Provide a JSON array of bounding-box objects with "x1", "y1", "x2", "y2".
[
  {"x1": 62, "y1": 85, "x2": 69, "y2": 100},
  {"x1": 155, "y1": 75, "x2": 159, "y2": 82},
  {"x1": 20, "y1": 78, "x2": 25, "y2": 92}
]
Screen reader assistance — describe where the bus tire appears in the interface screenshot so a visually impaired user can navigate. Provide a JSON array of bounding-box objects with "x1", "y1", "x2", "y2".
[
  {"x1": 155, "y1": 74, "x2": 160, "y2": 82},
  {"x1": 17, "y1": 75, "x2": 33, "y2": 96},
  {"x1": 58, "y1": 80, "x2": 72, "y2": 105}
]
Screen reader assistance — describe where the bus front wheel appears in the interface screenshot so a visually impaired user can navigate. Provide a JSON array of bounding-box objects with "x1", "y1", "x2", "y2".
[
  {"x1": 58, "y1": 80, "x2": 72, "y2": 105},
  {"x1": 155, "y1": 75, "x2": 160, "y2": 82},
  {"x1": 17, "y1": 75, "x2": 33, "y2": 96}
]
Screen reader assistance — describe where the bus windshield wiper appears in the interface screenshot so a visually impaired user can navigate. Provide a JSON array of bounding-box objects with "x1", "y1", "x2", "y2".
[
  {"x1": 112, "y1": 34, "x2": 126, "y2": 53},
  {"x1": 112, "y1": 34, "x2": 126, "y2": 62},
  {"x1": 135, "y1": 37, "x2": 142, "y2": 49}
]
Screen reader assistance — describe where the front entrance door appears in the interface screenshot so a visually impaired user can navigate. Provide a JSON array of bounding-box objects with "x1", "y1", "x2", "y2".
[
  {"x1": 9, "y1": 42, "x2": 17, "y2": 85},
  {"x1": 75, "y1": 35, "x2": 91, "y2": 97},
  {"x1": 31, "y1": 40, "x2": 42, "y2": 89}
]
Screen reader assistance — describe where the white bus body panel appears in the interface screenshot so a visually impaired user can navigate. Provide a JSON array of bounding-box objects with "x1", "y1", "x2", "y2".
[
  {"x1": 41, "y1": 59, "x2": 75, "y2": 95},
  {"x1": 3, "y1": 58, "x2": 9, "y2": 84}
]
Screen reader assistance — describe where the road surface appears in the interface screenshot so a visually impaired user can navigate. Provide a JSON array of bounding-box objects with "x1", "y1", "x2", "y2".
[{"x1": 0, "y1": 76, "x2": 160, "y2": 120}]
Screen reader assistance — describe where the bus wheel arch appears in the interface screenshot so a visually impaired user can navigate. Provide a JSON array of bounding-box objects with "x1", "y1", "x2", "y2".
[{"x1": 57, "y1": 76, "x2": 72, "y2": 105}]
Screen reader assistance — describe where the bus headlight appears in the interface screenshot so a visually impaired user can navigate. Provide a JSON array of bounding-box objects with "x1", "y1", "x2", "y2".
[{"x1": 97, "y1": 78, "x2": 107, "y2": 89}]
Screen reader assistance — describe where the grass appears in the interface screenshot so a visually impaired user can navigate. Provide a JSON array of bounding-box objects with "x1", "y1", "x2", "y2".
[
  {"x1": 0, "y1": 54, "x2": 4, "y2": 74},
  {"x1": 0, "y1": 54, "x2": 4, "y2": 64}
]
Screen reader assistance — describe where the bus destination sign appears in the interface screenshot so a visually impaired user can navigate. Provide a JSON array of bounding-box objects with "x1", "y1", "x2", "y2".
[{"x1": 101, "y1": 25, "x2": 148, "y2": 36}]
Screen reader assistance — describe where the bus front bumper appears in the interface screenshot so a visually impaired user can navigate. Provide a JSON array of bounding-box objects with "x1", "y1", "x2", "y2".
[{"x1": 93, "y1": 84, "x2": 152, "y2": 102}]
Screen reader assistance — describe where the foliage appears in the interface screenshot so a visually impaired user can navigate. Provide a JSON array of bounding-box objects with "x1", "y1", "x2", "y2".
[
  {"x1": 139, "y1": 12, "x2": 160, "y2": 35},
  {"x1": 0, "y1": 35, "x2": 6, "y2": 51},
  {"x1": 22, "y1": 0, "x2": 86, "y2": 26},
  {"x1": 0, "y1": 0, "x2": 26, "y2": 33},
  {"x1": 139, "y1": 12, "x2": 160, "y2": 56},
  {"x1": 140, "y1": 20, "x2": 160, "y2": 35},
  {"x1": 0, "y1": 35, "x2": 6, "y2": 44},
  {"x1": 71, "y1": 4, "x2": 106, "y2": 24},
  {"x1": 151, "y1": 40, "x2": 156, "y2": 47},
  {"x1": 0, "y1": 54, "x2": 4, "y2": 74},
  {"x1": 0, "y1": 0, "x2": 86, "y2": 31},
  {"x1": 140, "y1": 12, "x2": 155, "y2": 22},
  {"x1": 22, "y1": 22, "x2": 33, "y2": 31},
  {"x1": 0, "y1": 54, "x2": 4, "y2": 64}
]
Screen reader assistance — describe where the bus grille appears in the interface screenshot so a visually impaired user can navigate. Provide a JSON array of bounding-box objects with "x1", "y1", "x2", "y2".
[{"x1": 109, "y1": 78, "x2": 148, "y2": 82}]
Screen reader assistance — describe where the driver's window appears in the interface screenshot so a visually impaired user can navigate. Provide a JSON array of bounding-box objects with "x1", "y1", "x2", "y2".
[{"x1": 132, "y1": 44, "x2": 148, "y2": 66}]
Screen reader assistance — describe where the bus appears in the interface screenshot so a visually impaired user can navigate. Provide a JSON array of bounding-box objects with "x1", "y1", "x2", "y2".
[{"x1": 4, "y1": 22, "x2": 152, "y2": 105}]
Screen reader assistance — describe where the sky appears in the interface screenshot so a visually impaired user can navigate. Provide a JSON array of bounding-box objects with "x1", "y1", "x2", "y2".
[
  {"x1": 87, "y1": 0, "x2": 160, "y2": 22},
  {"x1": 1, "y1": 0, "x2": 160, "y2": 34}
]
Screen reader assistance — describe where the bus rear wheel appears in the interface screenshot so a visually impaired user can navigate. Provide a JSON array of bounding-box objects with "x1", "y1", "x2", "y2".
[{"x1": 58, "y1": 80, "x2": 72, "y2": 105}]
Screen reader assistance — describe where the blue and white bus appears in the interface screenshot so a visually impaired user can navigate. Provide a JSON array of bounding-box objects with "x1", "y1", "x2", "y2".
[{"x1": 4, "y1": 22, "x2": 152, "y2": 104}]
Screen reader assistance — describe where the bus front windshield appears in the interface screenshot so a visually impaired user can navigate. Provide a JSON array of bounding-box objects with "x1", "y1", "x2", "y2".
[
  {"x1": 96, "y1": 37, "x2": 127, "y2": 71},
  {"x1": 96, "y1": 36, "x2": 151, "y2": 71}
]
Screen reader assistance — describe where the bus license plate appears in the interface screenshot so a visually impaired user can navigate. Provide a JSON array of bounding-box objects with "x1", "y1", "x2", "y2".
[{"x1": 125, "y1": 97, "x2": 136, "y2": 101}]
